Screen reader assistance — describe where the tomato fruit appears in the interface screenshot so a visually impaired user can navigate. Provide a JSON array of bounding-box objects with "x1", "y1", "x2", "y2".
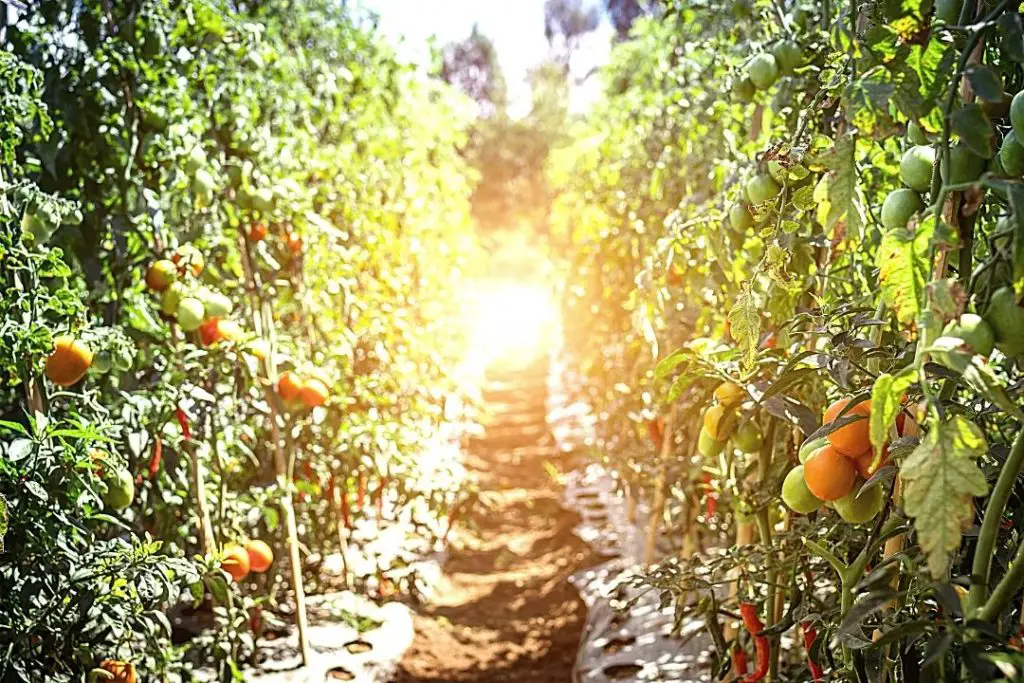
[
  {"x1": 834, "y1": 483, "x2": 884, "y2": 524},
  {"x1": 45, "y1": 336, "x2": 94, "y2": 387},
  {"x1": 803, "y1": 445, "x2": 857, "y2": 501},
  {"x1": 698, "y1": 427, "x2": 726, "y2": 458},
  {"x1": 1000, "y1": 130, "x2": 1024, "y2": 177},
  {"x1": 984, "y1": 286, "x2": 1024, "y2": 356},
  {"x1": 97, "y1": 660, "x2": 136, "y2": 683},
  {"x1": 745, "y1": 173, "x2": 780, "y2": 206},
  {"x1": 729, "y1": 203, "x2": 752, "y2": 231},
  {"x1": 200, "y1": 289, "x2": 233, "y2": 319},
  {"x1": 714, "y1": 381, "x2": 745, "y2": 407},
  {"x1": 184, "y1": 146, "x2": 207, "y2": 174},
  {"x1": 941, "y1": 144, "x2": 987, "y2": 185},
  {"x1": 880, "y1": 188, "x2": 923, "y2": 229},
  {"x1": 907, "y1": 120, "x2": 929, "y2": 145},
  {"x1": 145, "y1": 259, "x2": 178, "y2": 292},
  {"x1": 732, "y1": 77, "x2": 755, "y2": 102},
  {"x1": 176, "y1": 298, "x2": 206, "y2": 332},
  {"x1": 246, "y1": 539, "x2": 274, "y2": 573},
  {"x1": 1012, "y1": 90, "x2": 1024, "y2": 141},
  {"x1": 703, "y1": 403, "x2": 736, "y2": 441},
  {"x1": 900, "y1": 145, "x2": 935, "y2": 192},
  {"x1": 103, "y1": 468, "x2": 135, "y2": 511},
  {"x1": 782, "y1": 466, "x2": 824, "y2": 514},
  {"x1": 823, "y1": 397, "x2": 871, "y2": 457},
  {"x1": 733, "y1": 421, "x2": 763, "y2": 453},
  {"x1": 747, "y1": 53, "x2": 778, "y2": 90},
  {"x1": 161, "y1": 282, "x2": 186, "y2": 316},
  {"x1": 771, "y1": 39, "x2": 802, "y2": 74},
  {"x1": 172, "y1": 244, "x2": 204, "y2": 276},
  {"x1": 222, "y1": 544, "x2": 250, "y2": 582}
]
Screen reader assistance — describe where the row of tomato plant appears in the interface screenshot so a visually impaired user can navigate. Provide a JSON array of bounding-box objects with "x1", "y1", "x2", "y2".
[
  {"x1": 552, "y1": 0, "x2": 1024, "y2": 680},
  {"x1": 0, "y1": 1, "x2": 477, "y2": 680}
]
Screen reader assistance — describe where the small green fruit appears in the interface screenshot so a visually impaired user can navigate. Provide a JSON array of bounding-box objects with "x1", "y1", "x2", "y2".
[
  {"x1": 834, "y1": 483, "x2": 884, "y2": 524},
  {"x1": 1000, "y1": 130, "x2": 1024, "y2": 177},
  {"x1": 1012, "y1": 91, "x2": 1024, "y2": 141},
  {"x1": 161, "y1": 282, "x2": 187, "y2": 316},
  {"x1": 907, "y1": 120, "x2": 929, "y2": 145},
  {"x1": 941, "y1": 144, "x2": 987, "y2": 185},
  {"x1": 729, "y1": 203, "x2": 753, "y2": 231},
  {"x1": 200, "y1": 290, "x2": 233, "y2": 319},
  {"x1": 176, "y1": 297, "x2": 206, "y2": 332},
  {"x1": 91, "y1": 350, "x2": 113, "y2": 374},
  {"x1": 746, "y1": 173, "x2": 781, "y2": 206},
  {"x1": 772, "y1": 40, "x2": 802, "y2": 74},
  {"x1": 782, "y1": 466, "x2": 824, "y2": 514},
  {"x1": 732, "y1": 78, "x2": 756, "y2": 103},
  {"x1": 984, "y1": 286, "x2": 1024, "y2": 356},
  {"x1": 798, "y1": 436, "x2": 828, "y2": 464},
  {"x1": 698, "y1": 427, "x2": 727, "y2": 458},
  {"x1": 881, "y1": 188, "x2": 923, "y2": 229},
  {"x1": 944, "y1": 312, "x2": 995, "y2": 357},
  {"x1": 184, "y1": 146, "x2": 207, "y2": 175},
  {"x1": 748, "y1": 53, "x2": 779, "y2": 90},
  {"x1": 103, "y1": 468, "x2": 135, "y2": 511},
  {"x1": 900, "y1": 145, "x2": 935, "y2": 192},
  {"x1": 733, "y1": 422, "x2": 763, "y2": 453}
]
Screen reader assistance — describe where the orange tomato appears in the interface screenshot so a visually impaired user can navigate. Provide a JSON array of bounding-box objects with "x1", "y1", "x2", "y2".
[
  {"x1": 702, "y1": 403, "x2": 736, "y2": 441},
  {"x1": 246, "y1": 539, "x2": 274, "y2": 573},
  {"x1": 247, "y1": 222, "x2": 268, "y2": 242},
  {"x1": 171, "y1": 244, "x2": 204, "y2": 276},
  {"x1": 277, "y1": 371, "x2": 303, "y2": 401},
  {"x1": 97, "y1": 660, "x2": 136, "y2": 683},
  {"x1": 854, "y1": 447, "x2": 890, "y2": 479},
  {"x1": 285, "y1": 231, "x2": 303, "y2": 254},
  {"x1": 823, "y1": 397, "x2": 871, "y2": 457},
  {"x1": 299, "y1": 378, "x2": 329, "y2": 408},
  {"x1": 714, "y1": 382, "x2": 745, "y2": 407},
  {"x1": 45, "y1": 336, "x2": 93, "y2": 387},
  {"x1": 222, "y1": 544, "x2": 250, "y2": 582},
  {"x1": 803, "y1": 444, "x2": 857, "y2": 501},
  {"x1": 198, "y1": 318, "x2": 222, "y2": 346}
]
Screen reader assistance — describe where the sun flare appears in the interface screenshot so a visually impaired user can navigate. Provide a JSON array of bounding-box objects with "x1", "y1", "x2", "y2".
[{"x1": 463, "y1": 279, "x2": 559, "y2": 371}]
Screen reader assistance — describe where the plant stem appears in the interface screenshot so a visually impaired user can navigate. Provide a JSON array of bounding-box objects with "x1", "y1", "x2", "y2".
[{"x1": 969, "y1": 428, "x2": 1024, "y2": 613}]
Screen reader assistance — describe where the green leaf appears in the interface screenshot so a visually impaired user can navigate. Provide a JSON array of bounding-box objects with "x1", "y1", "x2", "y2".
[
  {"x1": 813, "y1": 133, "x2": 864, "y2": 239},
  {"x1": 927, "y1": 337, "x2": 1024, "y2": 422},
  {"x1": 791, "y1": 185, "x2": 816, "y2": 212},
  {"x1": 655, "y1": 348, "x2": 691, "y2": 380},
  {"x1": 901, "y1": 416, "x2": 989, "y2": 578},
  {"x1": 951, "y1": 104, "x2": 994, "y2": 159},
  {"x1": 877, "y1": 217, "x2": 933, "y2": 326},
  {"x1": 964, "y1": 65, "x2": 1004, "y2": 103},
  {"x1": 870, "y1": 369, "x2": 916, "y2": 454},
  {"x1": 728, "y1": 289, "x2": 760, "y2": 370}
]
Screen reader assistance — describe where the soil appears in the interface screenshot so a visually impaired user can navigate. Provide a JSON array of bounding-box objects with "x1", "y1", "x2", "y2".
[{"x1": 392, "y1": 356, "x2": 596, "y2": 683}]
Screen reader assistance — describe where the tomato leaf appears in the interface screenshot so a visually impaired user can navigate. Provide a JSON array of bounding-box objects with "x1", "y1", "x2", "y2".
[
  {"x1": 951, "y1": 104, "x2": 994, "y2": 160},
  {"x1": 870, "y1": 369, "x2": 915, "y2": 455},
  {"x1": 901, "y1": 416, "x2": 988, "y2": 578},
  {"x1": 728, "y1": 289, "x2": 760, "y2": 370},
  {"x1": 877, "y1": 215, "x2": 934, "y2": 326}
]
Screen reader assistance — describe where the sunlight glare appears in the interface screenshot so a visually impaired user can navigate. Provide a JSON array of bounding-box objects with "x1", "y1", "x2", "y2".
[{"x1": 463, "y1": 280, "x2": 558, "y2": 373}]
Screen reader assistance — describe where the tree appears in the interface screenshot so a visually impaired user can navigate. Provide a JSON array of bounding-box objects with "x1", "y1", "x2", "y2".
[
  {"x1": 441, "y1": 25, "x2": 507, "y2": 117},
  {"x1": 543, "y1": 0, "x2": 600, "y2": 65}
]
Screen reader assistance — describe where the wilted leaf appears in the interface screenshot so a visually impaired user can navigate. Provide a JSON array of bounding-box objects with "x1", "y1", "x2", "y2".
[
  {"x1": 870, "y1": 369, "x2": 916, "y2": 454},
  {"x1": 902, "y1": 416, "x2": 988, "y2": 578}
]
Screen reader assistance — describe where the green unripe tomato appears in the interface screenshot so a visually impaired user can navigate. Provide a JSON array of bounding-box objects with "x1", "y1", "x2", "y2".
[
  {"x1": 748, "y1": 53, "x2": 779, "y2": 90},
  {"x1": 103, "y1": 468, "x2": 135, "y2": 511},
  {"x1": 191, "y1": 169, "x2": 216, "y2": 205},
  {"x1": 200, "y1": 289, "x2": 233, "y2": 319},
  {"x1": 729, "y1": 203, "x2": 753, "y2": 231},
  {"x1": 907, "y1": 120, "x2": 929, "y2": 145},
  {"x1": 733, "y1": 421, "x2": 763, "y2": 453},
  {"x1": 782, "y1": 466, "x2": 824, "y2": 514},
  {"x1": 1000, "y1": 130, "x2": 1024, "y2": 177},
  {"x1": 944, "y1": 312, "x2": 996, "y2": 357},
  {"x1": 772, "y1": 40, "x2": 802, "y2": 74},
  {"x1": 1012, "y1": 91, "x2": 1024, "y2": 141},
  {"x1": 698, "y1": 427, "x2": 727, "y2": 458},
  {"x1": 941, "y1": 144, "x2": 987, "y2": 185},
  {"x1": 91, "y1": 350, "x2": 113, "y2": 374},
  {"x1": 732, "y1": 78, "x2": 756, "y2": 103},
  {"x1": 900, "y1": 145, "x2": 936, "y2": 192},
  {"x1": 176, "y1": 297, "x2": 206, "y2": 332},
  {"x1": 22, "y1": 210, "x2": 57, "y2": 245},
  {"x1": 834, "y1": 484, "x2": 884, "y2": 524},
  {"x1": 746, "y1": 173, "x2": 781, "y2": 205},
  {"x1": 799, "y1": 436, "x2": 828, "y2": 464},
  {"x1": 161, "y1": 282, "x2": 187, "y2": 316},
  {"x1": 984, "y1": 286, "x2": 1024, "y2": 356},
  {"x1": 880, "y1": 188, "x2": 923, "y2": 229},
  {"x1": 934, "y1": 0, "x2": 964, "y2": 24}
]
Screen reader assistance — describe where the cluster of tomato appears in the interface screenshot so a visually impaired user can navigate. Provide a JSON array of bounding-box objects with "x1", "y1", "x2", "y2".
[
  {"x1": 782, "y1": 397, "x2": 915, "y2": 524},
  {"x1": 275, "y1": 370, "x2": 329, "y2": 409},
  {"x1": 246, "y1": 220, "x2": 303, "y2": 258},
  {"x1": 697, "y1": 382, "x2": 763, "y2": 459},
  {"x1": 145, "y1": 244, "x2": 243, "y2": 346},
  {"x1": 220, "y1": 539, "x2": 275, "y2": 583}
]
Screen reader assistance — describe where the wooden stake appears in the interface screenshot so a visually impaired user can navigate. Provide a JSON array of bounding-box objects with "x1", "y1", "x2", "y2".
[{"x1": 644, "y1": 405, "x2": 678, "y2": 566}]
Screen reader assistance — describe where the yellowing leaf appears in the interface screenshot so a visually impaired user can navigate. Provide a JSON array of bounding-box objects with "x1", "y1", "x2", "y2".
[
  {"x1": 728, "y1": 290, "x2": 760, "y2": 370},
  {"x1": 877, "y1": 215, "x2": 934, "y2": 326},
  {"x1": 870, "y1": 369, "x2": 915, "y2": 454},
  {"x1": 901, "y1": 416, "x2": 988, "y2": 578}
]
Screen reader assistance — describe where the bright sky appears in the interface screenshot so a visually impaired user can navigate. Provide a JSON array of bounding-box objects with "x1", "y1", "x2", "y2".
[{"x1": 356, "y1": 0, "x2": 613, "y2": 117}]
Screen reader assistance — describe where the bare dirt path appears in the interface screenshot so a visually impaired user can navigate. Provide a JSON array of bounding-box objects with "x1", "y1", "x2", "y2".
[{"x1": 392, "y1": 357, "x2": 595, "y2": 683}]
